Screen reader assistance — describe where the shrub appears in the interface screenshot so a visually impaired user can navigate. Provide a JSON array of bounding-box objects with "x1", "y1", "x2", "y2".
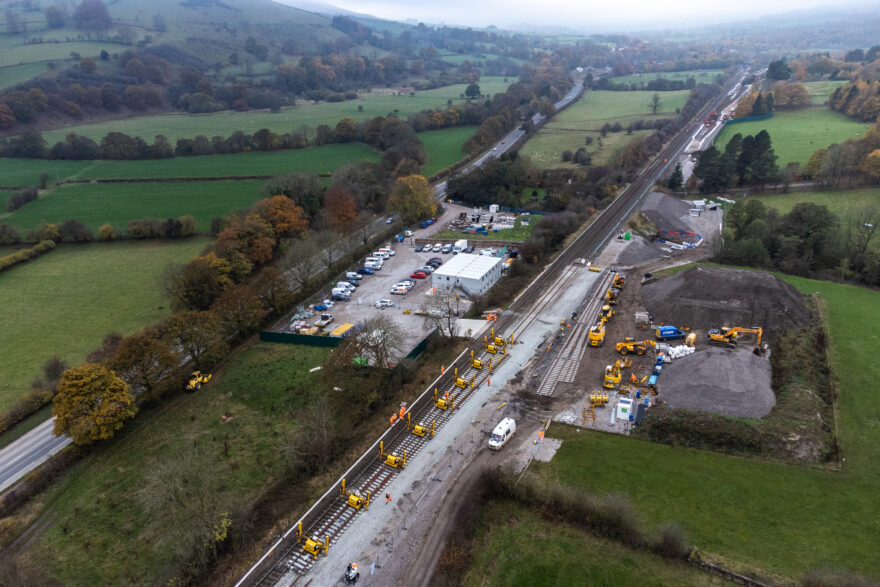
[
  {"x1": 653, "y1": 522, "x2": 691, "y2": 559},
  {"x1": 59, "y1": 219, "x2": 93, "y2": 243},
  {"x1": 26, "y1": 223, "x2": 60, "y2": 243},
  {"x1": 0, "y1": 224, "x2": 21, "y2": 245},
  {"x1": 97, "y1": 224, "x2": 118, "y2": 241},
  {"x1": 6, "y1": 187, "x2": 38, "y2": 212}
]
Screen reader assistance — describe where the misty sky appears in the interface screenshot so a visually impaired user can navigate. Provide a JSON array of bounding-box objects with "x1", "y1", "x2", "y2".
[{"x1": 328, "y1": 0, "x2": 879, "y2": 32}]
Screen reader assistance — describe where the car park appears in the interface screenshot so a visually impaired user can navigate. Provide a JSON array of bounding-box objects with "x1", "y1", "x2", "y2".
[
  {"x1": 432, "y1": 243, "x2": 442, "y2": 253},
  {"x1": 357, "y1": 267, "x2": 374, "y2": 275},
  {"x1": 410, "y1": 271, "x2": 427, "y2": 279},
  {"x1": 375, "y1": 299, "x2": 394, "y2": 308}
]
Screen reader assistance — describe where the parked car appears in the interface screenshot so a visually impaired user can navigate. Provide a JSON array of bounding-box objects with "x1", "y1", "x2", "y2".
[
  {"x1": 393, "y1": 282, "x2": 411, "y2": 291},
  {"x1": 419, "y1": 266, "x2": 435, "y2": 274},
  {"x1": 386, "y1": 217, "x2": 394, "y2": 224},
  {"x1": 314, "y1": 304, "x2": 330, "y2": 311},
  {"x1": 419, "y1": 220, "x2": 428, "y2": 228},
  {"x1": 410, "y1": 271, "x2": 427, "y2": 279},
  {"x1": 441, "y1": 244, "x2": 453, "y2": 254},
  {"x1": 346, "y1": 271, "x2": 363, "y2": 281},
  {"x1": 357, "y1": 267, "x2": 374, "y2": 275},
  {"x1": 428, "y1": 257, "x2": 443, "y2": 265},
  {"x1": 332, "y1": 293, "x2": 350, "y2": 301},
  {"x1": 465, "y1": 245, "x2": 475, "y2": 253},
  {"x1": 399, "y1": 279, "x2": 415, "y2": 287},
  {"x1": 414, "y1": 244, "x2": 425, "y2": 252},
  {"x1": 432, "y1": 243, "x2": 443, "y2": 253},
  {"x1": 375, "y1": 299, "x2": 394, "y2": 308},
  {"x1": 404, "y1": 230, "x2": 414, "y2": 237},
  {"x1": 390, "y1": 286, "x2": 408, "y2": 295}
]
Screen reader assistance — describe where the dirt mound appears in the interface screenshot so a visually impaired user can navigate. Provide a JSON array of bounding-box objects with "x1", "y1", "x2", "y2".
[
  {"x1": 640, "y1": 192, "x2": 695, "y2": 235},
  {"x1": 642, "y1": 266, "x2": 810, "y2": 334},
  {"x1": 614, "y1": 235, "x2": 667, "y2": 267},
  {"x1": 658, "y1": 347, "x2": 775, "y2": 418}
]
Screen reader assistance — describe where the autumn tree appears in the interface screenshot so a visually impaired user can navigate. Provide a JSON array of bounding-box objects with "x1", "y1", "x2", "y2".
[
  {"x1": 387, "y1": 174, "x2": 436, "y2": 223},
  {"x1": 772, "y1": 82, "x2": 810, "y2": 108},
  {"x1": 73, "y1": 0, "x2": 111, "y2": 30},
  {"x1": 324, "y1": 185, "x2": 358, "y2": 232},
  {"x1": 211, "y1": 285, "x2": 265, "y2": 340},
  {"x1": 249, "y1": 266, "x2": 294, "y2": 316},
  {"x1": 254, "y1": 195, "x2": 308, "y2": 236},
  {"x1": 162, "y1": 252, "x2": 235, "y2": 311},
  {"x1": 110, "y1": 329, "x2": 177, "y2": 400},
  {"x1": 215, "y1": 214, "x2": 277, "y2": 265},
  {"x1": 162, "y1": 311, "x2": 229, "y2": 370},
  {"x1": 53, "y1": 364, "x2": 136, "y2": 445}
]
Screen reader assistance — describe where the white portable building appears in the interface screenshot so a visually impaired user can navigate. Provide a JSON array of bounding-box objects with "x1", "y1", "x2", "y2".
[{"x1": 431, "y1": 253, "x2": 503, "y2": 297}]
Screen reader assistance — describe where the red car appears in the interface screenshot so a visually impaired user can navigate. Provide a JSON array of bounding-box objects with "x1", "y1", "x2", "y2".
[{"x1": 410, "y1": 271, "x2": 427, "y2": 279}]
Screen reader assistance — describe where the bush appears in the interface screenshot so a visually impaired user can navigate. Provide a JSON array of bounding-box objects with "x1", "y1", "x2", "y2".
[
  {"x1": 0, "y1": 239, "x2": 56, "y2": 273},
  {"x1": 97, "y1": 224, "x2": 118, "y2": 241},
  {"x1": 0, "y1": 224, "x2": 21, "y2": 245},
  {"x1": 653, "y1": 522, "x2": 691, "y2": 559},
  {"x1": 6, "y1": 187, "x2": 38, "y2": 212},
  {"x1": 59, "y1": 219, "x2": 93, "y2": 242}
]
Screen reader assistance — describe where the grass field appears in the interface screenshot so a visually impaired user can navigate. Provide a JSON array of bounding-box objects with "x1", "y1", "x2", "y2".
[
  {"x1": 0, "y1": 41, "x2": 125, "y2": 67},
  {"x1": 750, "y1": 188, "x2": 880, "y2": 229},
  {"x1": 714, "y1": 107, "x2": 871, "y2": 167},
  {"x1": 803, "y1": 80, "x2": 848, "y2": 105},
  {"x1": 0, "y1": 62, "x2": 50, "y2": 90},
  {"x1": 609, "y1": 70, "x2": 723, "y2": 85},
  {"x1": 2, "y1": 180, "x2": 265, "y2": 233},
  {"x1": 25, "y1": 343, "x2": 329, "y2": 584},
  {"x1": 418, "y1": 126, "x2": 476, "y2": 177},
  {"x1": 520, "y1": 89, "x2": 688, "y2": 169},
  {"x1": 39, "y1": 77, "x2": 515, "y2": 144},
  {"x1": 461, "y1": 501, "x2": 724, "y2": 586},
  {"x1": 529, "y1": 273, "x2": 880, "y2": 581},
  {"x1": 0, "y1": 239, "x2": 211, "y2": 412}
]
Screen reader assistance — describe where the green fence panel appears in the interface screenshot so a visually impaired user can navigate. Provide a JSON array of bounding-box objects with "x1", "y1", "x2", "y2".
[{"x1": 259, "y1": 331, "x2": 342, "y2": 347}]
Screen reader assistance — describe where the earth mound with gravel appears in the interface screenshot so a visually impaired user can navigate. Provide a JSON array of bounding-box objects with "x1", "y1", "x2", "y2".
[
  {"x1": 642, "y1": 266, "x2": 811, "y2": 333},
  {"x1": 658, "y1": 347, "x2": 775, "y2": 418},
  {"x1": 614, "y1": 235, "x2": 667, "y2": 267},
  {"x1": 640, "y1": 192, "x2": 697, "y2": 237}
]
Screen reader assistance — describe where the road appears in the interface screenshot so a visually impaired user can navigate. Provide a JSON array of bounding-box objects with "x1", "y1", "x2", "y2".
[{"x1": 0, "y1": 417, "x2": 71, "y2": 493}]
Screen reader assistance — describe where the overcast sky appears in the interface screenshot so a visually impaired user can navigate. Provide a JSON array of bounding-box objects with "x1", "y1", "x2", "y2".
[{"x1": 327, "y1": 0, "x2": 879, "y2": 32}]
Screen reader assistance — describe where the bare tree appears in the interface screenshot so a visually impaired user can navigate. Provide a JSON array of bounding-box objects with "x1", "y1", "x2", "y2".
[
  {"x1": 282, "y1": 237, "x2": 321, "y2": 288},
  {"x1": 421, "y1": 293, "x2": 461, "y2": 341},
  {"x1": 357, "y1": 315, "x2": 407, "y2": 368},
  {"x1": 850, "y1": 204, "x2": 880, "y2": 271},
  {"x1": 356, "y1": 212, "x2": 376, "y2": 246},
  {"x1": 285, "y1": 396, "x2": 337, "y2": 473},
  {"x1": 315, "y1": 230, "x2": 340, "y2": 270}
]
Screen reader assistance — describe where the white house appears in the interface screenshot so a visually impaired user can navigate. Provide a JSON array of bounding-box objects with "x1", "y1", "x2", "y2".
[{"x1": 431, "y1": 253, "x2": 503, "y2": 297}]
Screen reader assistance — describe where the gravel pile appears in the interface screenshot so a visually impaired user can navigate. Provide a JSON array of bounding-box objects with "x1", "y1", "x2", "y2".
[
  {"x1": 658, "y1": 347, "x2": 775, "y2": 418},
  {"x1": 615, "y1": 235, "x2": 667, "y2": 266},
  {"x1": 642, "y1": 266, "x2": 810, "y2": 334},
  {"x1": 640, "y1": 192, "x2": 696, "y2": 236}
]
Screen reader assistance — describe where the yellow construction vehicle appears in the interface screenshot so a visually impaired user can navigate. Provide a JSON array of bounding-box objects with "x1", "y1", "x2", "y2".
[
  {"x1": 345, "y1": 490, "x2": 370, "y2": 510},
  {"x1": 615, "y1": 337, "x2": 656, "y2": 355},
  {"x1": 597, "y1": 304, "x2": 615, "y2": 322},
  {"x1": 603, "y1": 358, "x2": 630, "y2": 388},
  {"x1": 707, "y1": 326, "x2": 763, "y2": 348},
  {"x1": 612, "y1": 273, "x2": 625, "y2": 289},
  {"x1": 588, "y1": 322, "x2": 606, "y2": 347},
  {"x1": 185, "y1": 371, "x2": 212, "y2": 391},
  {"x1": 685, "y1": 332, "x2": 697, "y2": 347}
]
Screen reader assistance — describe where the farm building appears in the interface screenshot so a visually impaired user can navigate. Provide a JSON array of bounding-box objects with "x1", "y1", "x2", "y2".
[{"x1": 432, "y1": 253, "x2": 503, "y2": 297}]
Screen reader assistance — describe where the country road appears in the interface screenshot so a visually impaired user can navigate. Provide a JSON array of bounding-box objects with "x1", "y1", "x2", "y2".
[{"x1": 0, "y1": 417, "x2": 71, "y2": 493}]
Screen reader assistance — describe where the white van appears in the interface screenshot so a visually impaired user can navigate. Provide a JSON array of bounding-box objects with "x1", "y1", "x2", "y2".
[
  {"x1": 378, "y1": 247, "x2": 395, "y2": 257},
  {"x1": 365, "y1": 261, "x2": 382, "y2": 271},
  {"x1": 365, "y1": 257, "x2": 383, "y2": 266},
  {"x1": 373, "y1": 250, "x2": 390, "y2": 260},
  {"x1": 488, "y1": 418, "x2": 516, "y2": 450},
  {"x1": 331, "y1": 287, "x2": 351, "y2": 300}
]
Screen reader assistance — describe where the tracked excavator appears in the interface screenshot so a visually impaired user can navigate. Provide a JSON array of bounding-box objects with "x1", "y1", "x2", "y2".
[
  {"x1": 707, "y1": 326, "x2": 763, "y2": 348},
  {"x1": 615, "y1": 337, "x2": 656, "y2": 355},
  {"x1": 603, "y1": 358, "x2": 631, "y2": 388}
]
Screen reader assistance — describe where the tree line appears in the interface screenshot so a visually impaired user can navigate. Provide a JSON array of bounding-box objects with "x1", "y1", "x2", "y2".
[
  {"x1": 718, "y1": 198, "x2": 880, "y2": 286},
  {"x1": 695, "y1": 130, "x2": 779, "y2": 192}
]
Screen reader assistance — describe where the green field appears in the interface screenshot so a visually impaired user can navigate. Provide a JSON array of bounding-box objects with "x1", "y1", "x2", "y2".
[
  {"x1": 418, "y1": 126, "x2": 476, "y2": 177},
  {"x1": 0, "y1": 41, "x2": 126, "y2": 67},
  {"x1": 462, "y1": 501, "x2": 725, "y2": 586},
  {"x1": 714, "y1": 107, "x2": 871, "y2": 167},
  {"x1": 25, "y1": 343, "x2": 329, "y2": 584},
  {"x1": 2, "y1": 180, "x2": 265, "y2": 233},
  {"x1": 609, "y1": 70, "x2": 723, "y2": 85},
  {"x1": 39, "y1": 77, "x2": 514, "y2": 144},
  {"x1": 530, "y1": 274, "x2": 880, "y2": 581},
  {"x1": 521, "y1": 89, "x2": 689, "y2": 168},
  {"x1": 0, "y1": 62, "x2": 50, "y2": 90},
  {"x1": 802, "y1": 80, "x2": 848, "y2": 105},
  {"x1": 0, "y1": 239, "x2": 211, "y2": 412},
  {"x1": 751, "y1": 188, "x2": 880, "y2": 228}
]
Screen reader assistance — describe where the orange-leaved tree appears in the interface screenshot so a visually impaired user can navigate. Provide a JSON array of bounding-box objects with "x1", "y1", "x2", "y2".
[
  {"x1": 324, "y1": 185, "x2": 358, "y2": 232},
  {"x1": 53, "y1": 363, "x2": 136, "y2": 445},
  {"x1": 387, "y1": 174, "x2": 436, "y2": 224},
  {"x1": 215, "y1": 213, "x2": 277, "y2": 265},
  {"x1": 255, "y1": 195, "x2": 308, "y2": 236}
]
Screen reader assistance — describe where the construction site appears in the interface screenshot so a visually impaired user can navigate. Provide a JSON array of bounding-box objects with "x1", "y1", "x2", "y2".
[{"x1": 238, "y1": 188, "x2": 832, "y2": 587}]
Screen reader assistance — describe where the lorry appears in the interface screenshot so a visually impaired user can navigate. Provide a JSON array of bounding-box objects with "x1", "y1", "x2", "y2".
[
  {"x1": 654, "y1": 325, "x2": 686, "y2": 341},
  {"x1": 453, "y1": 239, "x2": 468, "y2": 254}
]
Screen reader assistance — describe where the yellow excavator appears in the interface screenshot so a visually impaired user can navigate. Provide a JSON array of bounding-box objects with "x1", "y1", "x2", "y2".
[
  {"x1": 186, "y1": 371, "x2": 212, "y2": 391},
  {"x1": 707, "y1": 326, "x2": 763, "y2": 348},
  {"x1": 615, "y1": 337, "x2": 656, "y2": 355},
  {"x1": 603, "y1": 358, "x2": 631, "y2": 388},
  {"x1": 597, "y1": 304, "x2": 615, "y2": 322},
  {"x1": 612, "y1": 273, "x2": 625, "y2": 290}
]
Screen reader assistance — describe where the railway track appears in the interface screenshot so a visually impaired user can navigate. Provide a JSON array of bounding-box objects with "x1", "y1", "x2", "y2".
[{"x1": 239, "y1": 70, "x2": 746, "y2": 587}]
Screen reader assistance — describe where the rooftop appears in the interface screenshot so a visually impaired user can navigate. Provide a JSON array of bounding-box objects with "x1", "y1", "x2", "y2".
[{"x1": 433, "y1": 253, "x2": 502, "y2": 280}]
